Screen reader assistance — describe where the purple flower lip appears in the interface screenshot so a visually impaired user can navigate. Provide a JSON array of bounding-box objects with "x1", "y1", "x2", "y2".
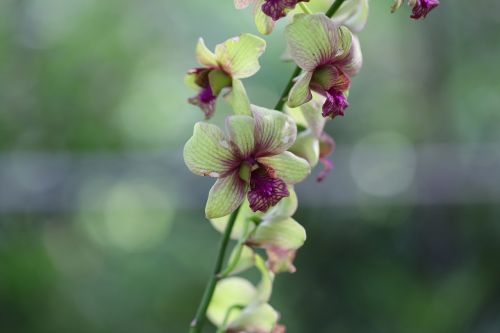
[
  {"x1": 411, "y1": 0, "x2": 439, "y2": 19},
  {"x1": 248, "y1": 169, "x2": 289, "y2": 212},
  {"x1": 199, "y1": 86, "x2": 215, "y2": 104},
  {"x1": 262, "y1": 0, "x2": 309, "y2": 21},
  {"x1": 322, "y1": 88, "x2": 349, "y2": 119},
  {"x1": 188, "y1": 86, "x2": 216, "y2": 119}
]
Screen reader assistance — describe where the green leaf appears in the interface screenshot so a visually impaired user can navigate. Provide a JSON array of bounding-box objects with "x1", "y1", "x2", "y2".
[
  {"x1": 226, "y1": 115, "x2": 255, "y2": 158},
  {"x1": 226, "y1": 79, "x2": 252, "y2": 116},
  {"x1": 196, "y1": 38, "x2": 218, "y2": 67},
  {"x1": 285, "y1": 13, "x2": 340, "y2": 71},
  {"x1": 257, "y1": 151, "x2": 311, "y2": 184},
  {"x1": 287, "y1": 71, "x2": 313, "y2": 108},
  {"x1": 251, "y1": 105, "x2": 297, "y2": 155},
  {"x1": 206, "y1": 172, "x2": 248, "y2": 219},
  {"x1": 215, "y1": 33, "x2": 266, "y2": 79},
  {"x1": 183, "y1": 122, "x2": 236, "y2": 177}
]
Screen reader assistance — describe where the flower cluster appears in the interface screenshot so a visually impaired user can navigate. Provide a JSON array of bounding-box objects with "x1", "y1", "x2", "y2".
[{"x1": 183, "y1": 0, "x2": 439, "y2": 332}]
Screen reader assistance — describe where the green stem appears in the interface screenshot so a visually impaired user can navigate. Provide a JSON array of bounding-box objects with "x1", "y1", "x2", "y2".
[
  {"x1": 189, "y1": 207, "x2": 240, "y2": 333},
  {"x1": 326, "y1": 0, "x2": 347, "y2": 18},
  {"x1": 299, "y1": 2, "x2": 313, "y2": 14},
  {"x1": 274, "y1": 0, "x2": 348, "y2": 112},
  {"x1": 219, "y1": 218, "x2": 253, "y2": 278},
  {"x1": 188, "y1": 1, "x2": 348, "y2": 332}
]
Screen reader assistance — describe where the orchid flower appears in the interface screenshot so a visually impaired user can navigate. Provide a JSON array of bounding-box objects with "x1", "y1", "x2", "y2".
[
  {"x1": 186, "y1": 34, "x2": 266, "y2": 118},
  {"x1": 183, "y1": 106, "x2": 310, "y2": 218},
  {"x1": 285, "y1": 14, "x2": 362, "y2": 119},
  {"x1": 234, "y1": 0, "x2": 309, "y2": 34},
  {"x1": 207, "y1": 256, "x2": 281, "y2": 333},
  {"x1": 211, "y1": 188, "x2": 306, "y2": 274}
]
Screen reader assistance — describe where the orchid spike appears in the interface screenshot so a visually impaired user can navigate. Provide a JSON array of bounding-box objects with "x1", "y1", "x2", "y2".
[
  {"x1": 183, "y1": 106, "x2": 310, "y2": 218},
  {"x1": 285, "y1": 14, "x2": 362, "y2": 119},
  {"x1": 186, "y1": 34, "x2": 266, "y2": 118}
]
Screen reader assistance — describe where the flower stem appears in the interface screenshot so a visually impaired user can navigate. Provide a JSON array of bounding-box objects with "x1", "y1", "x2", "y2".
[
  {"x1": 189, "y1": 206, "x2": 240, "y2": 333},
  {"x1": 299, "y1": 2, "x2": 313, "y2": 14},
  {"x1": 274, "y1": 0, "x2": 348, "y2": 111},
  {"x1": 188, "y1": 1, "x2": 348, "y2": 332}
]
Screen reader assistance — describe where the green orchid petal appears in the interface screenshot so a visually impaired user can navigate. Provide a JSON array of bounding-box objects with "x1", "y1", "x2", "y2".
[
  {"x1": 252, "y1": 217, "x2": 306, "y2": 250},
  {"x1": 251, "y1": 105, "x2": 297, "y2": 155},
  {"x1": 226, "y1": 245, "x2": 255, "y2": 275},
  {"x1": 334, "y1": 25, "x2": 354, "y2": 62},
  {"x1": 226, "y1": 115, "x2": 255, "y2": 158},
  {"x1": 207, "y1": 277, "x2": 255, "y2": 327},
  {"x1": 287, "y1": 71, "x2": 313, "y2": 108},
  {"x1": 228, "y1": 303, "x2": 279, "y2": 333},
  {"x1": 254, "y1": 0, "x2": 275, "y2": 35},
  {"x1": 210, "y1": 199, "x2": 259, "y2": 239},
  {"x1": 184, "y1": 72, "x2": 200, "y2": 91},
  {"x1": 337, "y1": 33, "x2": 363, "y2": 77},
  {"x1": 257, "y1": 151, "x2": 311, "y2": 184},
  {"x1": 289, "y1": 131, "x2": 320, "y2": 167},
  {"x1": 206, "y1": 172, "x2": 248, "y2": 219},
  {"x1": 285, "y1": 13, "x2": 340, "y2": 71},
  {"x1": 215, "y1": 33, "x2": 266, "y2": 80},
  {"x1": 226, "y1": 79, "x2": 252, "y2": 116},
  {"x1": 255, "y1": 254, "x2": 274, "y2": 302},
  {"x1": 183, "y1": 122, "x2": 236, "y2": 177},
  {"x1": 208, "y1": 69, "x2": 232, "y2": 95},
  {"x1": 299, "y1": 93, "x2": 327, "y2": 138},
  {"x1": 196, "y1": 38, "x2": 218, "y2": 68},
  {"x1": 332, "y1": 0, "x2": 369, "y2": 33},
  {"x1": 264, "y1": 186, "x2": 298, "y2": 219}
]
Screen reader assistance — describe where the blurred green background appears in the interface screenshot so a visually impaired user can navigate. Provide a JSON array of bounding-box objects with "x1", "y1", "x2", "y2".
[{"x1": 1, "y1": 0, "x2": 500, "y2": 332}]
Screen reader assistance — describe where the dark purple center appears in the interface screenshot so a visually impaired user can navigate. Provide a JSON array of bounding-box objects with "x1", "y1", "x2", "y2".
[
  {"x1": 188, "y1": 86, "x2": 217, "y2": 119},
  {"x1": 261, "y1": 0, "x2": 309, "y2": 21},
  {"x1": 199, "y1": 86, "x2": 216, "y2": 104},
  {"x1": 247, "y1": 170, "x2": 289, "y2": 212},
  {"x1": 322, "y1": 88, "x2": 349, "y2": 119},
  {"x1": 411, "y1": 0, "x2": 439, "y2": 19}
]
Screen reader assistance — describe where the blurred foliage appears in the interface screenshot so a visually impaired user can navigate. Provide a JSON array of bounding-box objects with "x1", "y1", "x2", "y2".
[{"x1": 1, "y1": 0, "x2": 500, "y2": 332}]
